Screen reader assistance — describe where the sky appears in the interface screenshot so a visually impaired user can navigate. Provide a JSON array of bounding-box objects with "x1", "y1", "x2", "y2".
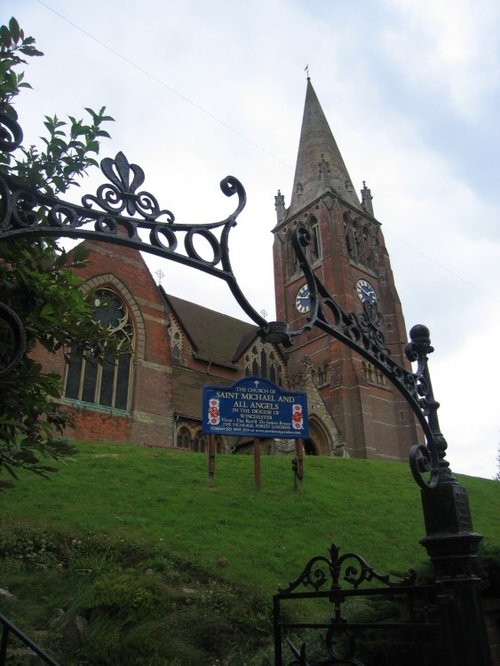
[{"x1": 3, "y1": 0, "x2": 500, "y2": 481}]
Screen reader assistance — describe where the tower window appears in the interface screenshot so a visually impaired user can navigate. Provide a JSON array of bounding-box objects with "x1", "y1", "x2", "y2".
[
  {"x1": 64, "y1": 288, "x2": 134, "y2": 411},
  {"x1": 309, "y1": 217, "x2": 321, "y2": 262}
]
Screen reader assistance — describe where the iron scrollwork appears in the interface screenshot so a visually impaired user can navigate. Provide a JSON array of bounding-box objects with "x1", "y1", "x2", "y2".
[
  {"x1": 0, "y1": 301, "x2": 26, "y2": 378},
  {"x1": 275, "y1": 544, "x2": 423, "y2": 666},
  {"x1": 264, "y1": 225, "x2": 450, "y2": 490},
  {"x1": 1, "y1": 111, "x2": 451, "y2": 490},
  {"x1": 280, "y1": 543, "x2": 417, "y2": 596},
  {"x1": 0, "y1": 112, "x2": 268, "y2": 376}
]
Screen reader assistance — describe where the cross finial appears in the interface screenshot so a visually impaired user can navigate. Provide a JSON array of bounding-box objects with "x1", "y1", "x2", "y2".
[{"x1": 155, "y1": 268, "x2": 165, "y2": 285}]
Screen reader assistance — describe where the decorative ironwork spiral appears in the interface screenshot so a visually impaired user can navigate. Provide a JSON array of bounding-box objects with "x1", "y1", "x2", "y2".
[
  {"x1": 265, "y1": 224, "x2": 447, "y2": 490},
  {"x1": 0, "y1": 128, "x2": 268, "y2": 333},
  {"x1": 0, "y1": 113, "x2": 23, "y2": 153},
  {"x1": 280, "y1": 543, "x2": 416, "y2": 595},
  {"x1": 0, "y1": 302, "x2": 26, "y2": 377}
]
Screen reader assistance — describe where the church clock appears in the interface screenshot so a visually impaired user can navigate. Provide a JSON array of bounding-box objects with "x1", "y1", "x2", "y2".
[
  {"x1": 356, "y1": 278, "x2": 376, "y2": 304},
  {"x1": 295, "y1": 284, "x2": 311, "y2": 313}
]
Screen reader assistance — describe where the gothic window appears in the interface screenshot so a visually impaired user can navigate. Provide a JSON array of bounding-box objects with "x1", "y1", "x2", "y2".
[
  {"x1": 260, "y1": 349, "x2": 267, "y2": 378},
  {"x1": 317, "y1": 364, "x2": 329, "y2": 386},
  {"x1": 64, "y1": 288, "x2": 134, "y2": 410},
  {"x1": 269, "y1": 352, "x2": 277, "y2": 384},
  {"x1": 176, "y1": 426, "x2": 191, "y2": 448},
  {"x1": 345, "y1": 212, "x2": 378, "y2": 271},
  {"x1": 344, "y1": 214, "x2": 354, "y2": 259},
  {"x1": 362, "y1": 361, "x2": 386, "y2": 387},
  {"x1": 171, "y1": 331, "x2": 181, "y2": 359},
  {"x1": 193, "y1": 430, "x2": 207, "y2": 453},
  {"x1": 252, "y1": 346, "x2": 259, "y2": 376},
  {"x1": 286, "y1": 228, "x2": 299, "y2": 277},
  {"x1": 168, "y1": 319, "x2": 183, "y2": 361},
  {"x1": 308, "y1": 217, "x2": 321, "y2": 262},
  {"x1": 244, "y1": 342, "x2": 285, "y2": 386}
]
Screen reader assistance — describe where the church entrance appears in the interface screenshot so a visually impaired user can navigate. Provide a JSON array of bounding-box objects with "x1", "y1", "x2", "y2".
[
  {"x1": 304, "y1": 439, "x2": 318, "y2": 455},
  {"x1": 305, "y1": 415, "x2": 332, "y2": 455}
]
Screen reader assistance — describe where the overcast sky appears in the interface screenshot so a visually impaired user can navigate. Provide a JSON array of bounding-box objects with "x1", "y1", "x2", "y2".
[{"x1": 4, "y1": 0, "x2": 500, "y2": 481}]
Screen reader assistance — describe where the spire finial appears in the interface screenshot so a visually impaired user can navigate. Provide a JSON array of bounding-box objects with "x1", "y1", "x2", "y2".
[{"x1": 304, "y1": 64, "x2": 310, "y2": 80}]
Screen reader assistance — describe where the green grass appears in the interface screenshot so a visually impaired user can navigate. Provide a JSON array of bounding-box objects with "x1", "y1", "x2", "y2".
[
  {"x1": 2, "y1": 442, "x2": 499, "y2": 592},
  {"x1": 1, "y1": 442, "x2": 499, "y2": 664}
]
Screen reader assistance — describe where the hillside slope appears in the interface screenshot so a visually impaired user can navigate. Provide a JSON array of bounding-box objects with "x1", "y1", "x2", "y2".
[{"x1": 3, "y1": 442, "x2": 499, "y2": 592}]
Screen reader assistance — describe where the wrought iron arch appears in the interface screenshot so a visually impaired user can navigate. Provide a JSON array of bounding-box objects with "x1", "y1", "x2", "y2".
[
  {"x1": 1, "y1": 110, "x2": 491, "y2": 666},
  {"x1": 0, "y1": 115, "x2": 267, "y2": 363},
  {"x1": 0, "y1": 110, "x2": 475, "y2": 491}
]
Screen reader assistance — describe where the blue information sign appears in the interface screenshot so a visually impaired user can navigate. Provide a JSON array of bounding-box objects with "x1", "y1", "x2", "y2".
[{"x1": 202, "y1": 376, "x2": 309, "y2": 439}]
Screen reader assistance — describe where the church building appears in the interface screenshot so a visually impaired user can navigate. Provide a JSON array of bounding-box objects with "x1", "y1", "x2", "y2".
[{"x1": 39, "y1": 79, "x2": 419, "y2": 461}]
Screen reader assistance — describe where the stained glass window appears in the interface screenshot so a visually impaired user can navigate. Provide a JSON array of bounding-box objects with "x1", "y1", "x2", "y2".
[{"x1": 64, "y1": 288, "x2": 134, "y2": 411}]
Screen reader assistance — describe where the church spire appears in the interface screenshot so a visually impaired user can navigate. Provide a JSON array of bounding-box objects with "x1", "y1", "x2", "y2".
[{"x1": 288, "y1": 79, "x2": 361, "y2": 216}]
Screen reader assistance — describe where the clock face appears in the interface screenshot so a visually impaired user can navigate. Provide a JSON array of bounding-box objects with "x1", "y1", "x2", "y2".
[
  {"x1": 356, "y1": 279, "x2": 377, "y2": 304},
  {"x1": 295, "y1": 284, "x2": 311, "y2": 313}
]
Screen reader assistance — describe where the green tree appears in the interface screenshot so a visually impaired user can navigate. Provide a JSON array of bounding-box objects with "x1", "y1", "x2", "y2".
[{"x1": 0, "y1": 17, "x2": 115, "y2": 488}]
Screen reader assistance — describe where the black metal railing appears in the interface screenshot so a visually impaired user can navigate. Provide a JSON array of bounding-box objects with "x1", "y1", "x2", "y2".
[
  {"x1": 273, "y1": 544, "x2": 441, "y2": 666},
  {"x1": 0, "y1": 612, "x2": 61, "y2": 665}
]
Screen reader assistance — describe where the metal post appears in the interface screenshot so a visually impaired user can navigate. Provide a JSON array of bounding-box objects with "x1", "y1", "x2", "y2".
[
  {"x1": 420, "y1": 494, "x2": 492, "y2": 665},
  {"x1": 408, "y1": 325, "x2": 492, "y2": 665}
]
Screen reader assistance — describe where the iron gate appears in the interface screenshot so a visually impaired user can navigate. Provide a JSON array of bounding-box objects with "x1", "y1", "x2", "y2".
[{"x1": 273, "y1": 544, "x2": 444, "y2": 665}]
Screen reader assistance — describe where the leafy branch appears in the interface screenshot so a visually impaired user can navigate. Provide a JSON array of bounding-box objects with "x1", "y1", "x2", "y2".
[{"x1": 0, "y1": 17, "x2": 116, "y2": 488}]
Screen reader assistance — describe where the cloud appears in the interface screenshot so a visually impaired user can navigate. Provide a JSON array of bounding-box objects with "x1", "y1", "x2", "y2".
[
  {"x1": 381, "y1": 0, "x2": 500, "y2": 119},
  {"x1": 4, "y1": 0, "x2": 499, "y2": 479}
]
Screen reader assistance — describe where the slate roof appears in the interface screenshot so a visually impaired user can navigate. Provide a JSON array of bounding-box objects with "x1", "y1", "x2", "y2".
[{"x1": 162, "y1": 290, "x2": 259, "y2": 368}]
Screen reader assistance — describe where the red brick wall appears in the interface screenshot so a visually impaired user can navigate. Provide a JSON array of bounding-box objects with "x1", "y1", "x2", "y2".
[{"x1": 272, "y1": 194, "x2": 420, "y2": 461}]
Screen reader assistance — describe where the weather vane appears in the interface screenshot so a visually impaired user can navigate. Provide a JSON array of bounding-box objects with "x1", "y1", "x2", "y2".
[{"x1": 304, "y1": 64, "x2": 310, "y2": 79}]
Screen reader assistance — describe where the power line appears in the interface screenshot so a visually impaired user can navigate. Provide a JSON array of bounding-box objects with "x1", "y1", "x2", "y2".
[
  {"x1": 384, "y1": 228, "x2": 498, "y2": 303},
  {"x1": 33, "y1": 1, "x2": 498, "y2": 303},
  {"x1": 35, "y1": 0, "x2": 292, "y2": 169}
]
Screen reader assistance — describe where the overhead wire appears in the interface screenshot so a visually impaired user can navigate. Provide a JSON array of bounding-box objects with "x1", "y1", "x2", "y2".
[{"x1": 34, "y1": 0, "x2": 498, "y2": 303}]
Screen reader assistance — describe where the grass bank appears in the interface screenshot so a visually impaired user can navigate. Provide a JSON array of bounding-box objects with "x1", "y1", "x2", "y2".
[{"x1": 1, "y1": 442, "x2": 499, "y2": 664}]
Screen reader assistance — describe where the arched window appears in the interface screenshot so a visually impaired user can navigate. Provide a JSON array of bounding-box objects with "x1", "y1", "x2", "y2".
[
  {"x1": 244, "y1": 342, "x2": 285, "y2": 387},
  {"x1": 286, "y1": 228, "x2": 299, "y2": 277},
  {"x1": 193, "y1": 430, "x2": 207, "y2": 453},
  {"x1": 252, "y1": 346, "x2": 259, "y2": 375},
  {"x1": 308, "y1": 216, "x2": 321, "y2": 262},
  {"x1": 176, "y1": 426, "x2": 191, "y2": 448},
  {"x1": 64, "y1": 288, "x2": 134, "y2": 411}
]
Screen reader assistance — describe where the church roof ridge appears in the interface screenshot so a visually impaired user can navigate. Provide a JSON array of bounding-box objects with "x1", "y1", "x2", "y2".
[{"x1": 162, "y1": 290, "x2": 258, "y2": 368}]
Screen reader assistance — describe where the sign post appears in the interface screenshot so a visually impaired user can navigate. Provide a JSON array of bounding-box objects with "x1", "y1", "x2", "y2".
[
  {"x1": 202, "y1": 376, "x2": 309, "y2": 489},
  {"x1": 254, "y1": 438, "x2": 261, "y2": 491},
  {"x1": 294, "y1": 439, "x2": 304, "y2": 492},
  {"x1": 208, "y1": 434, "x2": 216, "y2": 487}
]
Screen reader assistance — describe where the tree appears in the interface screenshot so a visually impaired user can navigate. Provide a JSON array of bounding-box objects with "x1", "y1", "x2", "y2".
[{"x1": 0, "y1": 17, "x2": 115, "y2": 488}]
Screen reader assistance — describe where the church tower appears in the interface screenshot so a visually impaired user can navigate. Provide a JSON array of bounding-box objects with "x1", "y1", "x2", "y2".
[{"x1": 273, "y1": 79, "x2": 419, "y2": 461}]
